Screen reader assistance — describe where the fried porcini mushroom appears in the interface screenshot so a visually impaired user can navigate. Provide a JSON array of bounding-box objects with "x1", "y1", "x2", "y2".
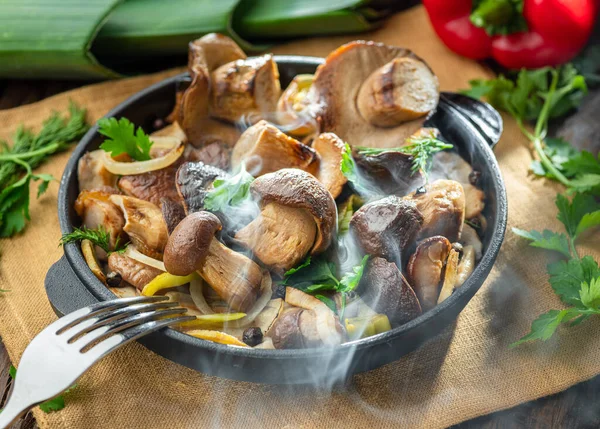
[
  {"x1": 74, "y1": 188, "x2": 125, "y2": 255},
  {"x1": 460, "y1": 223, "x2": 483, "y2": 260},
  {"x1": 276, "y1": 74, "x2": 316, "y2": 137},
  {"x1": 78, "y1": 150, "x2": 118, "y2": 192},
  {"x1": 308, "y1": 41, "x2": 439, "y2": 148},
  {"x1": 178, "y1": 33, "x2": 245, "y2": 146},
  {"x1": 456, "y1": 245, "x2": 476, "y2": 287},
  {"x1": 175, "y1": 161, "x2": 228, "y2": 214},
  {"x1": 350, "y1": 196, "x2": 424, "y2": 264},
  {"x1": 210, "y1": 55, "x2": 281, "y2": 124},
  {"x1": 184, "y1": 141, "x2": 231, "y2": 170},
  {"x1": 109, "y1": 195, "x2": 168, "y2": 260},
  {"x1": 430, "y1": 151, "x2": 485, "y2": 218},
  {"x1": 163, "y1": 211, "x2": 262, "y2": 312},
  {"x1": 404, "y1": 179, "x2": 466, "y2": 243},
  {"x1": 231, "y1": 120, "x2": 319, "y2": 177},
  {"x1": 359, "y1": 257, "x2": 421, "y2": 325},
  {"x1": 354, "y1": 150, "x2": 424, "y2": 196},
  {"x1": 437, "y1": 248, "x2": 459, "y2": 304},
  {"x1": 161, "y1": 198, "x2": 186, "y2": 234},
  {"x1": 118, "y1": 161, "x2": 181, "y2": 206},
  {"x1": 235, "y1": 169, "x2": 337, "y2": 274},
  {"x1": 312, "y1": 132, "x2": 347, "y2": 199},
  {"x1": 407, "y1": 236, "x2": 452, "y2": 311},
  {"x1": 108, "y1": 252, "x2": 163, "y2": 290}
]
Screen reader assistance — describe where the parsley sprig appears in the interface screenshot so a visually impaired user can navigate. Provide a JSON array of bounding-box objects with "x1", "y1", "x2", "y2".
[
  {"x1": 512, "y1": 193, "x2": 600, "y2": 346},
  {"x1": 0, "y1": 103, "x2": 88, "y2": 237},
  {"x1": 99, "y1": 117, "x2": 153, "y2": 161},
  {"x1": 60, "y1": 226, "x2": 127, "y2": 254}
]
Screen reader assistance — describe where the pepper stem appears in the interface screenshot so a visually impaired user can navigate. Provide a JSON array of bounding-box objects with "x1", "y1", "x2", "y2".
[{"x1": 470, "y1": 0, "x2": 525, "y2": 34}]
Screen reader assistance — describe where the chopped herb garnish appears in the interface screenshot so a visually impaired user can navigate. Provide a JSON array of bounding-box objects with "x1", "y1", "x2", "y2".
[
  {"x1": 99, "y1": 117, "x2": 153, "y2": 161},
  {"x1": 203, "y1": 165, "x2": 254, "y2": 212},
  {"x1": 60, "y1": 226, "x2": 127, "y2": 254}
]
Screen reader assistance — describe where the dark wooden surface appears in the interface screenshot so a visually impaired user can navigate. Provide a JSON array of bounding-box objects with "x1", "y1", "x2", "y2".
[{"x1": 1, "y1": 75, "x2": 600, "y2": 429}]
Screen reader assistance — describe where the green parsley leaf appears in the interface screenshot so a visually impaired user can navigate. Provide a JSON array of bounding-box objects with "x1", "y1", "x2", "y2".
[
  {"x1": 98, "y1": 117, "x2": 153, "y2": 161},
  {"x1": 530, "y1": 138, "x2": 579, "y2": 179},
  {"x1": 338, "y1": 255, "x2": 369, "y2": 293},
  {"x1": 510, "y1": 308, "x2": 581, "y2": 347},
  {"x1": 284, "y1": 256, "x2": 312, "y2": 277},
  {"x1": 337, "y1": 194, "x2": 363, "y2": 234},
  {"x1": 575, "y1": 210, "x2": 600, "y2": 238},
  {"x1": 203, "y1": 166, "x2": 254, "y2": 212},
  {"x1": 9, "y1": 364, "x2": 16, "y2": 379},
  {"x1": 562, "y1": 151, "x2": 600, "y2": 177},
  {"x1": 512, "y1": 227, "x2": 571, "y2": 258},
  {"x1": 315, "y1": 295, "x2": 337, "y2": 313},
  {"x1": 568, "y1": 174, "x2": 600, "y2": 196},
  {"x1": 33, "y1": 173, "x2": 55, "y2": 198},
  {"x1": 556, "y1": 193, "x2": 600, "y2": 239},
  {"x1": 548, "y1": 256, "x2": 600, "y2": 308},
  {"x1": 341, "y1": 142, "x2": 359, "y2": 185},
  {"x1": 284, "y1": 257, "x2": 339, "y2": 288},
  {"x1": 580, "y1": 277, "x2": 600, "y2": 310}
]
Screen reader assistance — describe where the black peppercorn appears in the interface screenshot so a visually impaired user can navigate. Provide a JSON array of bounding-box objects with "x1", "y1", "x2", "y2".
[
  {"x1": 468, "y1": 170, "x2": 482, "y2": 186},
  {"x1": 242, "y1": 327, "x2": 263, "y2": 347},
  {"x1": 106, "y1": 272, "x2": 122, "y2": 287}
]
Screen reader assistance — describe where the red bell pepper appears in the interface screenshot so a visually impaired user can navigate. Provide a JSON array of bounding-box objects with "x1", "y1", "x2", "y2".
[{"x1": 423, "y1": 0, "x2": 598, "y2": 69}]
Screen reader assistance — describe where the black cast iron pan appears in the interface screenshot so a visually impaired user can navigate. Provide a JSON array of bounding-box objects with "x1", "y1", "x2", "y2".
[{"x1": 45, "y1": 56, "x2": 507, "y2": 385}]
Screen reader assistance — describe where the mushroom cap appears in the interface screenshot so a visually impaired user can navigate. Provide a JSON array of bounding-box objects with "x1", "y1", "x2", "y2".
[
  {"x1": 163, "y1": 211, "x2": 222, "y2": 276},
  {"x1": 354, "y1": 150, "x2": 424, "y2": 196},
  {"x1": 359, "y1": 257, "x2": 422, "y2": 325},
  {"x1": 350, "y1": 195, "x2": 424, "y2": 264},
  {"x1": 309, "y1": 40, "x2": 439, "y2": 148},
  {"x1": 270, "y1": 308, "x2": 306, "y2": 349},
  {"x1": 312, "y1": 132, "x2": 348, "y2": 199},
  {"x1": 250, "y1": 168, "x2": 337, "y2": 254},
  {"x1": 176, "y1": 161, "x2": 228, "y2": 214}
]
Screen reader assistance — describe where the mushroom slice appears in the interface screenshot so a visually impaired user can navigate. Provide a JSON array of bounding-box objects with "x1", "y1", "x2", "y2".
[
  {"x1": 118, "y1": 161, "x2": 181, "y2": 206},
  {"x1": 161, "y1": 198, "x2": 186, "y2": 235},
  {"x1": 430, "y1": 151, "x2": 485, "y2": 218},
  {"x1": 354, "y1": 149, "x2": 424, "y2": 196},
  {"x1": 109, "y1": 195, "x2": 168, "y2": 260},
  {"x1": 234, "y1": 169, "x2": 337, "y2": 274},
  {"x1": 404, "y1": 179, "x2": 466, "y2": 243},
  {"x1": 74, "y1": 188, "x2": 125, "y2": 256},
  {"x1": 210, "y1": 55, "x2": 281, "y2": 124},
  {"x1": 456, "y1": 245, "x2": 476, "y2": 287},
  {"x1": 407, "y1": 236, "x2": 452, "y2": 311},
  {"x1": 184, "y1": 141, "x2": 231, "y2": 170},
  {"x1": 312, "y1": 132, "x2": 347, "y2": 199},
  {"x1": 234, "y1": 203, "x2": 317, "y2": 275},
  {"x1": 359, "y1": 257, "x2": 421, "y2": 325},
  {"x1": 108, "y1": 252, "x2": 163, "y2": 290},
  {"x1": 437, "y1": 248, "x2": 459, "y2": 304},
  {"x1": 81, "y1": 239, "x2": 106, "y2": 284},
  {"x1": 231, "y1": 120, "x2": 318, "y2": 177},
  {"x1": 163, "y1": 211, "x2": 262, "y2": 312},
  {"x1": 178, "y1": 34, "x2": 246, "y2": 145},
  {"x1": 309, "y1": 41, "x2": 439, "y2": 148},
  {"x1": 460, "y1": 223, "x2": 483, "y2": 260},
  {"x1": 276, "y1": 74, "x2": 317, "y2": 137},
  {"x1": 77, "y1": 150, "x2": 117, "y2": 192},
  {"x1": 175, "y1": 161, "x2": 228, "y2": 214},
  {"x1": 350, "y1": 196, "x2": 424, "y2": 265}
]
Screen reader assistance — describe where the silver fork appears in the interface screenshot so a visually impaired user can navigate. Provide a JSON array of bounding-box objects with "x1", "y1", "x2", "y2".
[{"x1": 0, "y1": 296, "x2": 194, "y2": 428}]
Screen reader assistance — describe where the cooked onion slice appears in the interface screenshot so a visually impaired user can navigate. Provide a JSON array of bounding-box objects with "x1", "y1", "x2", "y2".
[
  {"x1": 141, "y1": 272, "x2": 198, "y2": 296},
  {"x1": 224, "y1": 271, "x2": 273, "y2": 328},
  {"x1": 165, "y1": 291, "x2": 204, "y2": 316},
  {"x1": 124, "y1": 246, "x2": 166, "y2": 271},
  {"x1": 178, "y1": 313, "x2": 246, "y2": 328},
  {"x1": 189, "y1": 278, "x2": 215, "y2": 315},
  {"x1": 102, "y1": 140, "x2": 184, "y2": 175},
  {"x1": 186, "y1": 330, "x2": 249, "y2": 347}
]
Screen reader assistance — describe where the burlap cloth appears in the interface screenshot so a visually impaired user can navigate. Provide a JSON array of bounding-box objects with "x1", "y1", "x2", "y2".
[{"x1": 1, "y1": 6, "x2": 599, "y2": 429}]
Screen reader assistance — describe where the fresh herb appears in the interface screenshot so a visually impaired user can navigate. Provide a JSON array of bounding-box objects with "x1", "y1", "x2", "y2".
[
  {"x1": 60, "y1": 226, "x2": 127, "y2": 254},
  {"x1": 572, "y1": 45, "x2": 600, "y2": 86},
  {"x1": 8, "y1": 365, "x2": 75, "y2": 413},
  {"x1": 0, "y1": 103, "x2": 88, "y2": 237},
  {"x1": 512, "y1": 193, "x2": 600, "y2": 346},
  {"x1": 98, "y1": 117, "x2": 153, "y2": 161},
  {"x1": 463, "y1": 65, "x2": 600, "y2": 195},
  {"x1": 340, "y1": 143, "x2": 359, "y2": 185},
  {"x1": 355, "y1": 131, "x2": 453, "y2": 181},
  {"x1": 0, "y1": 289, "x2": 9, "y2": 293},
  {"x1": 316, "y1": 295, "x2": 337, "y2": 313},
  {"x1": 284, "y1": 255, "x2": 370, "y2": 316},
  {"x1": 337, "y1": 194, "x2": 363, "y2": 234},
  {"x1": 203, "y1": 166, "x2": 254, "y2": 212}
]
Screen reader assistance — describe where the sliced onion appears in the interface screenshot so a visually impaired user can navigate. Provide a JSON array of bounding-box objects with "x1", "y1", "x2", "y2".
[
  {"x1": 149, "y1": 135, "x2": 180, "y2": 149},
  {"x1": 164, "y1": 292, "x2": 203, "y2": 316},
  {"x1": 189, "y1": 278, "x2": 215, "y2": 315},
  {"x1": 124, "y1": 246, "x2": 166, "y2": 271},
  {"x1": 224, "y1": 271, "x2": 273, "y2": 328},
  {"x1": 102, "y1": 141, "x2": 184, "y2": 175}
]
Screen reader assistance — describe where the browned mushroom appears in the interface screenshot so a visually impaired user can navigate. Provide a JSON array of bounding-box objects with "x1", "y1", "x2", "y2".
[
  {"x1": 108, "y1": 252, "x2": 163, "y2": 290},
  {"x1": 109, "y1": 195, "x2": 169, "y2": 260},
  {"x1": 231, "y1": 120, "x2": 319, "y2": 177},
  {"x1": 350, "y1": 196, "x2": 424, "y2": 264},
  {"x1": 308, "y1": 41, "x2": 439, "y2": 148},
  {"x1": 407, "y1": 236, "x2": 452, "y2": 310},
  {"x1": 184, "y1": 142, "x2": 231, "y2": 170},
  {"x1": 359, "y1": 257, "x2": 421, "y2": 325},
  {"x1": 276, "y1": 74, "x2": 317, "y2": 137},
  {"x1": 269, "y1": 307, "x2": 324, "y2": 349},
  {"x1": 312, "y1": 132, "x2": 347, "y2": 199},
  {"x1": 176, "y1": 161, "x2": 228, "y2": 214},
  {"x1": 161, "y1": 198, "x2": 186, "y2": 234},
  {"x1": 163, "y1": 211, "x2": 263, "y2": 312},
  {"x1": 77, "y1": 150, "x2": 118, "y2": 192},
  {"x1": 118, "y1": 161, "x2": 181, "y2": 206},
  {"x1": 210, "y1": 55, "x2": 281, "y2": 124},
  {"x1": 456, "y1": 245, "x2": 476, "y2": 286},
  {"x1": 437, "y1": 248, "x2": 459, "y2": 304},
  {"x1": 234, "y1": 169, "x2": 337, "y2": 274},
  {"x1": 354, "y1": 150, "x2": 425, "y2": 196},
  {"x1": 460, "y1": 223, "x2": 483, "y2": 259},
  {"x1": 74, "y1": 188, "x2": 125, "y2": 256},
  {"x1": 404, "y1": 179, "x2": 466, "y2": 242}
]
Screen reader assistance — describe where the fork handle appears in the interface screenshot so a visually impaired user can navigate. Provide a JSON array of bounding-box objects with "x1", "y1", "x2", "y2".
[{"x1": 0, "y1": 393, "x2": 31, "y2": 429}]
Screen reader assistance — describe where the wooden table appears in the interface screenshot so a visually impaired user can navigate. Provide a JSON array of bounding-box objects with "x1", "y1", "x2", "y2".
[{"x1": 1, "y1": 72, "x2": 600, "y2": 429}]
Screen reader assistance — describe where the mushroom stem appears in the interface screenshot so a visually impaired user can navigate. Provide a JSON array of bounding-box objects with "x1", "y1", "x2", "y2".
[
  {"x1": 199, "y1": 238, "x2": 263, "y2": 312},
  {"x1": 235, "y1": 203, "x2": 317, "y2": 275}
]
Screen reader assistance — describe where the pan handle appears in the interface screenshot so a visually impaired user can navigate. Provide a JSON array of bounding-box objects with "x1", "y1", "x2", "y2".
[{"x1": 440, "y1": 92, "x2": 503, "y2": 149}]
